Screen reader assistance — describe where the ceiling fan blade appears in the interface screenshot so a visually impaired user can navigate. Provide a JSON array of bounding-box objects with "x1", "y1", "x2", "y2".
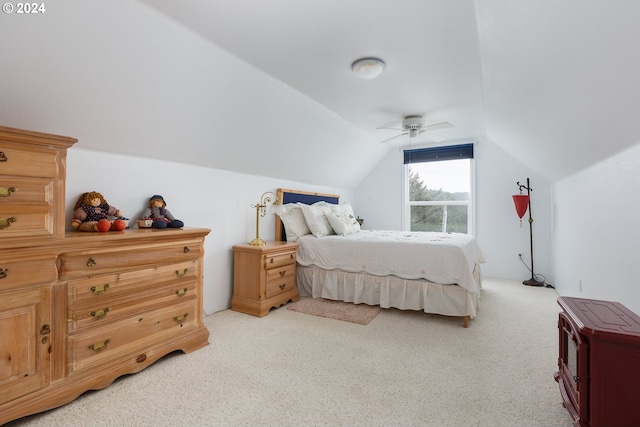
[
  {"x1": 377, "y1": 127, "x2": 404, "y2": 131},
  {"x1": 380, "y1": 132, "x2": 408, "y2": 143},
  {"x1": 421, "y1": 122, "x2": 454, "y2": 131}
]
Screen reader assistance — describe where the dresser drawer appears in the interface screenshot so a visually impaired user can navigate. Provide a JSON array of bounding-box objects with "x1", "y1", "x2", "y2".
[
  {"x1": 67, "y1": 277, "x2": 198, "y2": 333},
  {"x1": 59, "y1": 242, "x2": 203, "y2": 280},
  {"x1": 0, "y1": 142, "x2": 60, "y2": 178},
  {"x1": 65, "y1": 260, "x2": 198, "y2": 305},
  {"x1": 0, "y1": 203, "x2": 53, "y2": 238},
  {"x1": 0, "y1": 256, "x2": 57, "y2": 291},
  {"x1": 67, "y1": 299, "x2": 198, "y2": 373},
  {"x1": 264, "y1": 251, "x2": 296, "y2": 270},
  {"x1": 0, "y1": 177, "x2": 54, "y2": 204}
]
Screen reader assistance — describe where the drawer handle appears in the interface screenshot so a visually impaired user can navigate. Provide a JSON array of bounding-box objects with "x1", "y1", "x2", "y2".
[
  {"x1": 279, "y1": 270, "x2": 286, "y2": 277},
  {"x1": 173, "y1": 313, "x2": 188, "y2": 324},
  {"x1": 0, "y1": 268, "x2": 7, "y2": 279},
  {"x1": 88, "y1": 339, "x2": 110, "y2": 353},
  {"x1": 90, "y1": 307, "x2": 110, "y2": 319},
  {"x1": 90, "y1": 283, "x2": 110, "y2": 295},
  {"x1": 40, "y1": 324, "x2": 51, "y2": 335},
  {"x1": 0, "y1": 217, "x2": 17, "y2": 229},
  {"x1": 0, "y1": 152, "x2": 6, "y2": 162},
  {"x1": 175, "y1": 287, "x2": 188, "y2": 297},
  {"x1": 86, "y1": 257, "x2": 97, "y2": 267},
  {"x1": 176, "y1": 268, "x2": 188, "y2": 277},
  {"x1": 270, "y1": 258, "x2": 275, "y2": 264},
  {"x1": 183, "y1": 246, "x2": 190, "y2": 253},
  {"x1": 279, "y1": 283, "x2": 286, "y2": 290},
  {"x1": 290, "y1": 254, "x2": 294, "y2": 259},
  {"x1": 0, "y1": 186, "x2": 17, "y2": 198}
]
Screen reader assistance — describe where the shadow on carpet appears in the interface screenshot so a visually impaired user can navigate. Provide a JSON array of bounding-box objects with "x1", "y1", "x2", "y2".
[{"x1": 287, "y1": 297, "x2": 381, "y2": 325}]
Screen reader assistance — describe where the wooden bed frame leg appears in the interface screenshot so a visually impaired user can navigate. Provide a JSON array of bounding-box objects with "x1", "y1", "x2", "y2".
[{"x1": 463, "y1": 316, "x2": 469, "y2": 328}]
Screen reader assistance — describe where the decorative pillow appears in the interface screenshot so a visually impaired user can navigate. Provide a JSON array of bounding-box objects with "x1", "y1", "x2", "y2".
[
  {"x1": 330, "y1": 201, "x2": 361, "y2": 232},
  {"x1": 300, "y1": 202, "x2": 335, "y2": 237},
  {"x1": 326, "y1": 211, "x2": 357, "y2": 236},
  {"x1": 277, "y1": 204, "x2": 310, "y2": 242}
]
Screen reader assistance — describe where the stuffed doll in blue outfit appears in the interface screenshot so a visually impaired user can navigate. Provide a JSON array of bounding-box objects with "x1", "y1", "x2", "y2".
[{"x1": 141, "y1": 195, "x2": 184, "y2": 229}]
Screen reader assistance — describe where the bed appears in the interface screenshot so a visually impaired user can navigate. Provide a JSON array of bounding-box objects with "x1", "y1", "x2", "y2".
[{"x1": 274, "y1": 188, "x2": 483, "y2": 327}]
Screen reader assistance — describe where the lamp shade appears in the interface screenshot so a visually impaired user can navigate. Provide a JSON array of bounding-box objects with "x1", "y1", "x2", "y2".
[{"x1": 512, "y1": 194, "x2": 530, "y2": 219}]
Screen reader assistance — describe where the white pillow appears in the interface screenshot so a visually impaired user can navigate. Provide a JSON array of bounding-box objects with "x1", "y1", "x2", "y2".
[
  {"x1": 300, "y1": 202, "x2": 335, "y2": 237},
  {"x1": 326, "y1": 211, "x2": 356, "y2": 236},
  {"x1": 277, "y1": 204, "x2": 310, "y2": 242},
  {"x1": 330, "y1": 201, "x2": 361, "y2": 232}
]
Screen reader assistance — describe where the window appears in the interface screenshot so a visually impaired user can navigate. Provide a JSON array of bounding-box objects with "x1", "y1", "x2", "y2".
[{"x1": 403, "y1": 143, "x2": 474, "y2": 234}]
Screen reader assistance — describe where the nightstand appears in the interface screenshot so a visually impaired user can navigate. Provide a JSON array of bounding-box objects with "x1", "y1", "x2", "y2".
[{"x1": 231, "y1": 241, "x2": 300, "y2": 317}]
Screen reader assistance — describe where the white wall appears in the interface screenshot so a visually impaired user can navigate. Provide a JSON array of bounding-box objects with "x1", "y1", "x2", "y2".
[
  {"x1": 354, "y1": 138, "x2": 554, "y2": 283},
  {"x1": 554, "y1": 142, "x2": 640, "y2": 314},
  {"x1": 67, "y1": 148, "x2": 351, "y2": 315}
]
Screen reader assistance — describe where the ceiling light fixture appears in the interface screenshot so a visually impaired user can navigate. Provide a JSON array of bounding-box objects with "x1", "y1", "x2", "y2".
[{"x1": 351, "y1": 57, "x2": 385, "y2": 79}]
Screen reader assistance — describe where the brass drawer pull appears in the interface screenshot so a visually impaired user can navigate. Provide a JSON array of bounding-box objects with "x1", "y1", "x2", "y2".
[
  {"x1": 270, "y1": 258, "x2": 275, "y2": 264},
  {"x1": 175, "y1": 287, "x2": 188, "y2": 297},
  {"x1": 0, "y1": 217, "x2": 17, "y2": 229},
  {"x1": 0, "y1": 186, "x2": 17, "y2": 197},
  {"x1": 86, "y1": 257, "x2": 97, "y2": 267},
  {"x1": 290, "y1": 254, "x2": 294, "y2": 259},
  {"x1": 40, "y1": 324, "x2": 51, "y2": 335},
  {"x1": 173, "y1": 313, "x2": 188, "y2": 324},
  {"x1": 279, "y1": 270, "x2": 286, "y2": 277},
  {"x1": 0, "y1": 152, "x2": 6, "y2": 162},
  {"x1": 183, "y1": 246, "x2": 190, "y2": 253},
  {"x1": 279, "y1": 283, "x2": 286, "y2": 290},
  {"x1": 88, "y1": 339, "x2": 110, "y2": 352},
  {"x1": 176, "y1": 268, "x2": 188, "y2": 277},
  {"x1": 90, "y1": 283, "x2": 110, "y2": 295},
  {"x1": 0, "y1": 267, "x2": 7, "y2": 279},
  {"x1": 90, "y1": 307, "x2": 110, "y2": 319}
]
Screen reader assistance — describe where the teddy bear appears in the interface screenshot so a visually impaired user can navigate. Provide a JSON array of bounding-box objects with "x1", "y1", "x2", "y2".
[
  {"x1": 140, "y1": 195, "x2": 184, "y2": 229},
  {"x1": 71, "y1": 191, "x2": 127, "y2": 232}
]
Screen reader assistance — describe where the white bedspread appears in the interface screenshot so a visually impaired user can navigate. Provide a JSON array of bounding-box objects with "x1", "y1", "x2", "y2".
[{"x1": 295, "y1": 230, "x2": 483, "y2": 294}]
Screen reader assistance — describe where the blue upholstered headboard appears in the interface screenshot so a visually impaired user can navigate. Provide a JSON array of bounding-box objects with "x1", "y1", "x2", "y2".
[{"x1": 275, "y1": 188, "x2": 340, "y2": 241}]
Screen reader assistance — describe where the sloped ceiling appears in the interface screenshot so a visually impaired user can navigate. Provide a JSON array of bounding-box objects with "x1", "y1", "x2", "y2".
[
  {"x1": 139, "y1": 0, "x2": 640, "y2": 184},
  {"x1": 2, "y1": 1, "x2": 639, "y2": 188}
]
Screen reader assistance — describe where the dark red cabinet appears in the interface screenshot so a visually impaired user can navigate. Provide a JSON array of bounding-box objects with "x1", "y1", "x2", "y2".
[{"x1": 555, "y1": 297, "x2": 640, "y2": 427}]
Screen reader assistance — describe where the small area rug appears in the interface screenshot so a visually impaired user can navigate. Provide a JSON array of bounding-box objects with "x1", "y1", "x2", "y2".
[{"x1": 287, "y1": 297, "x2": 381, "y2": 325}]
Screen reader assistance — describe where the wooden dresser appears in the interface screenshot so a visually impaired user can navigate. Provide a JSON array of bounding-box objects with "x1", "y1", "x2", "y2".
[
  {"x1": 231, "y1": 241, "x2": 299, "y2": 317},
  {"x1": 0, "y1": 126, "x2": 211, "y2": 424}
]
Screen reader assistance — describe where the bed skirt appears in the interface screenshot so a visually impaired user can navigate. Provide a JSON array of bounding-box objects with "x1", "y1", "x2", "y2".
[{"x1": 296, "y1": 265, "x2": 480, "y2": 318}]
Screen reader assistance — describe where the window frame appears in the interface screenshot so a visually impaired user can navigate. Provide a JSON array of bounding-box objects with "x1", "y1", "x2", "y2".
[{"x1": 401, "y1": 144, "x2": 476, "y2": 235}]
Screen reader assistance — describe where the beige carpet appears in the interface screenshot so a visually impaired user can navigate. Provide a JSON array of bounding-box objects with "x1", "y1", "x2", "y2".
[
  {"x1": 6, "y1": 278, "x2": 574, "y2": 427},
  {"x1": 287, "y1": 297, "x2": 382, "y2": 324}
]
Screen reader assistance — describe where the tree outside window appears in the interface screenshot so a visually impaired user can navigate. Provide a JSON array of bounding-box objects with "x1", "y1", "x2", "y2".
[{"x1": 407, "y1": 158, "x2": 472, "y2": 233}]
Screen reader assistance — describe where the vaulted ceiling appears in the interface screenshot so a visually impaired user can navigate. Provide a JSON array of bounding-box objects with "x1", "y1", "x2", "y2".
[
  {"x1": 2, "y1": 1, "x2": 639, "y2": 190},
  {"x1": 140, "y1": 0, "x2": 640, "y2": 184}
]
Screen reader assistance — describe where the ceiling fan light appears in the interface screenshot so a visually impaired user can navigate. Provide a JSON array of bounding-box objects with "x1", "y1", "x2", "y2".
[{"x1": 351, "y1": 58, "x2": 385, "y2": 79}]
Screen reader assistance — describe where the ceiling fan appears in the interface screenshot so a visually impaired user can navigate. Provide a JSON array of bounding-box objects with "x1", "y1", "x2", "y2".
[{"x1": 378, "y1": 116, "x2": 454, "y2": 143}]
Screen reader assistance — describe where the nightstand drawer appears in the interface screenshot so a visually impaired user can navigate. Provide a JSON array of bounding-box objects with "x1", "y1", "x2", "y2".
[
  {"x1": 264, "y1": 251, "x2": 296, "y2": 269},
  {"x1": 265, "y1": 274, "x2": 296, "y2": 299},
  {"x1": 67, "y1": 299, "x2": 198, "y2": 373},
  {"x1": 59, "y1": 242, "x2": 202, "y2": 280}
]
